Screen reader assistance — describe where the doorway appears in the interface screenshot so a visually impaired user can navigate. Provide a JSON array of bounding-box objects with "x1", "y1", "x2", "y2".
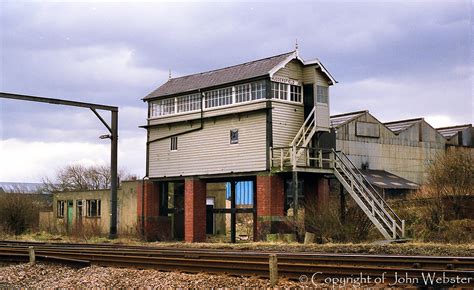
[
  {"x1": 206, "y1": 197, "x2": 215, "y2": 234},
  {"x1": 303, "y1": 84, "x2": 314, "y2": 119},
  {"x1": 66, "y1": 200, "x2": 73, "y2": 232}
]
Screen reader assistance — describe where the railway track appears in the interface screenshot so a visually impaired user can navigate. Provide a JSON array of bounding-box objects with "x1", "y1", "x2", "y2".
[{"x1": 0, "y1": 240, "x2": 472, "y2": 286}]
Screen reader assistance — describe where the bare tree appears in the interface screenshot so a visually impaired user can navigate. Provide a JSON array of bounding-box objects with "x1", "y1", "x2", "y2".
[{"x1": 43, "y1": 164, "x2": 136, "y2": 192}]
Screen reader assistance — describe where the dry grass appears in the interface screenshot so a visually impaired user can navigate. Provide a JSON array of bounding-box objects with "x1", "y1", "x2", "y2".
[{"x1": 5, "y1": 233, "x2": 473, "y2": 257}]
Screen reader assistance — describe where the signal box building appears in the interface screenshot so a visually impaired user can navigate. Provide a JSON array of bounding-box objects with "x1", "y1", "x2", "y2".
[{"x1": 140, "y1": 50, "x2": 406, "y2": 242}]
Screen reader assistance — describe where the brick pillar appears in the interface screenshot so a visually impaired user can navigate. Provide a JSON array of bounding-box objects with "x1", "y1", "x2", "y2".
[
  {"x1": 316, "y1": 177, "x2": 330, "y2": 206},
  {"x1": 184, "y1": 178, "x2": 206, "y2": 242},
  {"x1": 303, "y1": 176, "x2": 330, "y2": 208},
  {"x1": 256, "y1": 174, "x2": 285, "y2": 240},
  {"x1": 136, "y1": 180, "x2": 161, "y2": 240},
  {"x1": 303, "y1": 176, "x2": 330, "y2": 234}
]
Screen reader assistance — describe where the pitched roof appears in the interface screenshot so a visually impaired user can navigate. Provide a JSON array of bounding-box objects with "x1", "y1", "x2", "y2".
[
  {"x1": 144, "y1": 51, "x2": 295, "y2": 100},
  {"x1": 436, "y1": 124, "x2": 472, "y2": 139},
  {"x1": 143, "y1": 51, "x2": 337, "y2": 100},
  {"x1": 384, "y1": 118, "x2": 423, "y2": 134},
  {"x1": 330, "y1": 110, "x2": 367, "y2": 128},
  {"x1": 0, "y1": 182, "x2": 50, "y2": 194}
]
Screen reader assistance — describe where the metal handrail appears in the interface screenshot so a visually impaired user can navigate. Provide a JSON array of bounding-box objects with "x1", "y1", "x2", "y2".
[
  {"x1": 290, "y1": 106, "x2": 316, "y2": 147},
  {"x1": 334, "y1": 150, "x2": 404, "y2": 227}
]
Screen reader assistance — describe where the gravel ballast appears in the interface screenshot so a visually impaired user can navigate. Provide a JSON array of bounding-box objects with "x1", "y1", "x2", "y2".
[{"x1": 0, "y1": 263, "x2": 335, "y2": 288}]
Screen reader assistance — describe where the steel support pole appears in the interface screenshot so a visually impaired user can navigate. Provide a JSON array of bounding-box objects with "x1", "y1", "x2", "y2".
[
  {"x1": 230, "y1": 181, "x2": 236, "y2": 243},
  {"x1": 292, "y1": 170, "x2": 298, "y2": 235},
  {"x1": 109, "y1": 110, "x2": 118, "y2": 239}
]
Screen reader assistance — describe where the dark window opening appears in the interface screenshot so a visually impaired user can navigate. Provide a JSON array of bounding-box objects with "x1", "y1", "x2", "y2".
[
  {"x1": 230, "y1": 129, "x2": 239, "y2": 144},
  {"x1": 170, "y1": 136, "x2": 178, "y2": 151},
  {"x1": 86, "y1": 199, "x2": 101, "y2": 217}
]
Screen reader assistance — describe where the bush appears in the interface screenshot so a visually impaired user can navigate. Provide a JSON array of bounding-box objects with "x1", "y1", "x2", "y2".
[
  {"x1": 292, "y1": 193, "x2": 374, "y2": 243},
  {"x1": 391, "y1": 150, "x2": 474, "y2": 243},
  {"x1": 0, "y1": 193, "x2": 39, "y2": 235}
]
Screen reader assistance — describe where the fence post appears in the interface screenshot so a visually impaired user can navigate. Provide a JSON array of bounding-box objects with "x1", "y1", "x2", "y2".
[
  {"x1": 29, "y1": 246, "x2": 36, "y2": 265},
  {"x1": 269, "y1": 254, "x2": 278, "y2": 287}
]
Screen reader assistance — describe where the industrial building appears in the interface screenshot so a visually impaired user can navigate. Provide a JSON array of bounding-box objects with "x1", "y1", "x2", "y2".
[
  {"x1": 330, "y1": 110, "x2": 473, "y2": 198},
  {"x1": 139, "y1": 49, "x2": 407, "y2": 242}
]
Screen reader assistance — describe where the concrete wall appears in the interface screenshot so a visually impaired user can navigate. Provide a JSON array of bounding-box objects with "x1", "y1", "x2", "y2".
[{"x1": 51, "y1": 180, "x2": 139, "y2": 236}]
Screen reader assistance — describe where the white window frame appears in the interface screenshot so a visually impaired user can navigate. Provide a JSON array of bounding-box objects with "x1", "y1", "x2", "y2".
[
  {"x1": 57, "y1": 200, "x2": 65, "y2": 218},
  {"x1": 316, "y1": 85, "x2": 329, "y2": 104}
]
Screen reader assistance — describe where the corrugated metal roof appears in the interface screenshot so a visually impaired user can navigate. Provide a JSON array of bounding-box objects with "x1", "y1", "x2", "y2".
[
  {"x1": 330, "y1": 110, "x2": 367, "y2": 128},
  {"x1": 436, "y1": 124, "x2": 472, "y2": 139},
  {"x1": 360, "y1": 170, "x2": 418, "y2": 190},
  {"x1": 0, "y1": 182, "x2": 50, "y2": 194},
  {"x1": 144, "y1": 51, "x2": 295, "y2": 100},
  {"x1": 384, "y1": 118, "x2": 423, "y2": 134}
]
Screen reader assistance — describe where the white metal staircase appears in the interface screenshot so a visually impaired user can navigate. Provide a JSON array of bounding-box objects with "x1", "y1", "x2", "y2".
[
  {"x1": 290, "y1": 106, "x2": 318, "y2": 150},
  {"x1": 271, "y1": 106, "x2": 406, "y2": 240},
  {"x1": 333, "y1": 150, "x2": 405, "y2": 239}
]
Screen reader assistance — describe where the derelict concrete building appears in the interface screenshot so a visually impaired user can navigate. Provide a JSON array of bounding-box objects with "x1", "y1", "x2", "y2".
[{"x1": 140, "y1": 50, "x2": 407, "y2": 242}]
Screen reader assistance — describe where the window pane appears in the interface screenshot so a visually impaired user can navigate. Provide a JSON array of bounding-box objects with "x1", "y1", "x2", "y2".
[
  {"x1": 150, "y1": 98, "x2": 175, "y2": 117},
  {"x1": 290, "y1": 85, "x2": 302, "y2": 102},
  {"x1": 317, "y1": 86, "x2": 329, "y2": 104},
  {"x1": 205, "y1": 87, "x2": 233, "y2": 108},
  {"x1": 177, "y1": 94, "x2": 201, "y2": 113},
  {"x1": 230, "y1": 129, "x2": 239, "y2": 144},
  {"x1": 271, "y1": 82, "x2": 288, "y2": 100}
]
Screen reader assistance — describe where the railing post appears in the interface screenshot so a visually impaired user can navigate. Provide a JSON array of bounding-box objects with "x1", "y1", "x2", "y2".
[
  {"x1": 280, "y1": 149, "x2": 284, "y2": 170},
  {"x1": 292, "y1": 145, "x2": 297, "y2": 170},
  {"x1": 269, "y1": 147, "x2": 273, "y2": 168},
  {"x1": 392, "y1": 219, "x2": 397, "y2": 239},
  {"x1": 319, "y1": 150, "x2": 323, "y2": 168},
  {"x1": 306, "y1": 148, "x2": 309, "y2": 167},
  {"x1": 402, "y1": 220, "x2": 405, "y2": 238}
]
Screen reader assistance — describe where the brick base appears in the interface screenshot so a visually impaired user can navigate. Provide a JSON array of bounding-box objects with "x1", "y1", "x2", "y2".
[
  {"x1": 256, "y1": 174, "x2": 286, "y2": 240},
  {"x1": 184, "y1": 178, "x2": 206, "y2": 242},
  {"x1": 136, "y1": 181, "x2": 170, "y2": 241}
]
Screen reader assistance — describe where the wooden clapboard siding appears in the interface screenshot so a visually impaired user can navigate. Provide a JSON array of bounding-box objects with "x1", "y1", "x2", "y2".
[
  {"x1": 148, "y1": 111, "x2": 267, "y2": 178},
  {"x1": 148, "y1": 100, "x2": 267, "y2": 126},
  {"x1": 273, "y1": 60, "x2": 303, "y2": 81},
  {"x1": 271, "y1": 101, "x2": 304, "y2": 147},
  {"x1": 314, "y1": 68, "x2": 330, "y2": 130},
  {"x1": 316, "y1": 104, "x2": 330, "y2": 130}
]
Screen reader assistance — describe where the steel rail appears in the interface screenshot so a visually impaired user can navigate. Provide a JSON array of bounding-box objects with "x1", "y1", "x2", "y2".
[
  {"x1": 0, "y1": 242, "x2": 472, "y2": 286},
  {"x1": 1, "y1": 247, "x2": 472, "y2": 270}
]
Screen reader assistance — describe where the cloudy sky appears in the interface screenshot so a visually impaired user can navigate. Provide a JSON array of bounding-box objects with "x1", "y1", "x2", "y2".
[{"x1": 0, "y1": 0, "x2": 472, "y2": 182}]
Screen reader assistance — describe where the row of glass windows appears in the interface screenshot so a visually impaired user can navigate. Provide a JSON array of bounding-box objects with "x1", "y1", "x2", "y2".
[
  {"x1": 150, "y1": 81, "x2": 325, "y2": 117},
  {"x1": 57, "y1": 199, "x2": 101, "y2": 218}
]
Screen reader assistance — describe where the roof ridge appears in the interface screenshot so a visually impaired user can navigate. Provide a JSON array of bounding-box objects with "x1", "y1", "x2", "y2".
[
  {"x1": 436, "y1": 124, "x2": 472, "y2": 130},
  {"x1": 384, "y1": 117, "x2": 424, "y2": 124},
  {"x1": 168, "y1": 51, "x2": 295, "y2": 82},
  {"x1": 330, "y1": 110, "x2": 368, "y2": 118}
]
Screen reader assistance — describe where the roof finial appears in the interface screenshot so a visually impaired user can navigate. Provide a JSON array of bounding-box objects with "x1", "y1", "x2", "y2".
[
  {"x1": 168, "y1": 69, "x2": 172, "y2": 80},
  {"x1": 295, "y1": 38, "x2": 299, "y2": 57}
]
